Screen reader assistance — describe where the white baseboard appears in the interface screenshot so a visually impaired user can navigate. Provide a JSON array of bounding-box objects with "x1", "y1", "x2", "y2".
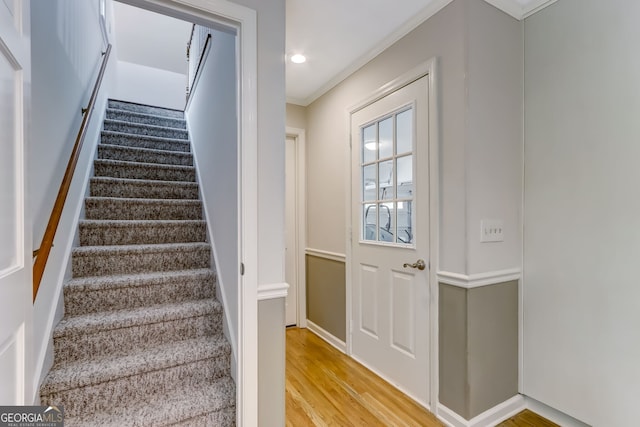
[
  {"x1": 437, "y1": 395, "x2": 525, "y2": 427},
  {"x1": 306, "y1": 320, "x2": 346, "y2": 353},
  {"x1": 524, "y1": 396, "x2": 589, "y2": 427}
]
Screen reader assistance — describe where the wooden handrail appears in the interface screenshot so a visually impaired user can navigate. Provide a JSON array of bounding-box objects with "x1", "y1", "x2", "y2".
[{"x1": 32, "y1": 44, "x2": 112, "y2": 302}]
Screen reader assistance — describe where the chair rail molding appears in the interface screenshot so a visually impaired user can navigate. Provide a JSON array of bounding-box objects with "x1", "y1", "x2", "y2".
[{"x1": 437, "y1": 268, "x2": 521, "y2": 289}]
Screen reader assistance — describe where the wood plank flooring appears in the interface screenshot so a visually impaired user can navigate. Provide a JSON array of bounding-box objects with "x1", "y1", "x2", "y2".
[{"x1": 286, "y1": 327, "x2": 558, "y2": 427}]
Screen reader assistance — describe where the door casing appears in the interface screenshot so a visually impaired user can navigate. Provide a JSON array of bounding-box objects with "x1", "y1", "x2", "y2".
[
  {"x1": 285, "y1": 127, "x2": 307, "y2": 328},
  {"x1": 346, "y1": 58, "x2": 440, "y2": 409}
]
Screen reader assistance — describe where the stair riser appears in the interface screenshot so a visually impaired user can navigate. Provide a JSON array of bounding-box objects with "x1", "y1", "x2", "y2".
[
  {"x1": 79, "y1": 223, "x2": 206, "y2": 246},
  {"x1": 104, "y1": 120, "x2": 189, "y2": 140},
  {"x1": 98, "y1": 145, "x2": 193, "y2": 166},
  {"x1": 41, "y1": 355, "x2": 231, "y2": 417},
  {"x1": 106, "y1": 109, "x2": 187, "y2": 130},
  {"x1": 90, "y1": 179, "x2": 199, "y2": 200},
  {"x1": 108, "y1": 100, "x2": 184, "y2": 119},
  {"x1": 94, "y1": 162, "x2": 195, "y2": 182},
  {"x1": 72, "y1": 247, "x2": 211, "y2": 277},
  {"x1": 64, "y1": 278, "x2": 215, "y2": 316},
  {"x1": 85, "y1": 200, "x2": 202, "y2": 221},
  {"x1": 101, "y1": 132, "x2": 190, "y2": 153},
  {"x1": 54, "y1": 315, "x2": 221, "y2": 364}
]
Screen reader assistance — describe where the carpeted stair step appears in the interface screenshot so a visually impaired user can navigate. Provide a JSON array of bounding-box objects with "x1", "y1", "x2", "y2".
[
  {"x1": 62, "y1": 377, "x2": 235, "y2": 427},
  {"x1": 106, "y1": 108, "x2": 187, "y2": 130},
  {"x1": 90, "y1": 177, "x2": 199, "y2": 200},
  {"x1": 72, "y1": 242, "x2": 211, "y2": 277},
  {"x1": 98, "y1": 143, "x2": 193, "y2": 166},
  {"x1": 108, "y1": 99, "x2": 184, "y2": 120},
  {"x1": 104, "y1": 119, "x2": 189, "y2": 140},
  {"x1": 94, "y1": 159, "x2": 196, "y2": 182},
  {"x1": 85, "y1": 197, "x2": 202, "y2": 220},
  {"x1": 79, "y1": 220, "x2": 206, "y2": 246},
  {"x1": 101, "y1": 131, "x2": 190, "y2": 152},
  {"x1": 40, "y1": 337, "x2": 231, "y2": 417},
  {"x1": 63, "y1": 269, "x2": 216, "y2": 316},
  {"x1": 53, "y1": 299, "x2": 223, "y2": 364}
]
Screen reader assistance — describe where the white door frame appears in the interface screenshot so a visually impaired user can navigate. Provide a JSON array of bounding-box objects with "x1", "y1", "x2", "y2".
[
  {"x1": 345, "y1": 58, "x2": 440, "y2": 409},
  {"x1": 117, "y1": 0, "x2": 258, "y2": 424},
  {"x1": 286, "y1": 127, "x2": 307, "y2": 328}
]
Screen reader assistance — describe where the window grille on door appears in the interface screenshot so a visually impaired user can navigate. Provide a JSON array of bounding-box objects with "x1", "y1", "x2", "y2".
[{"x1": 360, "y1": 106, "x2": 415, "y2": 246}]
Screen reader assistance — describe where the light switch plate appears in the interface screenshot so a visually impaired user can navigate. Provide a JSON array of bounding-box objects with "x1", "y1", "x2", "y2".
[{"x1": 481, "y1": 220, "x2": 504, "y2": 242}]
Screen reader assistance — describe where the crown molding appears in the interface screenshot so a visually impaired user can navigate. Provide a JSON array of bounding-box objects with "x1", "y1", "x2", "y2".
[{"x1": 483, "y1": 0, "x2": 558, "y2": 20}]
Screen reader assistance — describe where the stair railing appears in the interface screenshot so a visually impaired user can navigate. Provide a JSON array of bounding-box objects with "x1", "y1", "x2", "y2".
[{"x1": 32, "y1": 44, "x2": 112, "y2": 302}]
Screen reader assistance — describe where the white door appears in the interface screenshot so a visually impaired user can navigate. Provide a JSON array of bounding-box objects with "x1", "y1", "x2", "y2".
[
  {"x1": 284, "y1": 136, "x2": 298, "y2": 326},
  {"x1": 350, "y1": 76, "x2": 430, "y2": 405},
  {"x1": 0, "y1": 0, "x2": 32, "y2": 405}
]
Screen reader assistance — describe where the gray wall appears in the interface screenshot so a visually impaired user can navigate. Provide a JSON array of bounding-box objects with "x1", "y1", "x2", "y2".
[
  {"x1": 439, "y1": 281, "x2": 518, "y2": 419},
  {"x1": 286, "y1": 103, "x2": 307, "y2": 130},
  {"x1": 306, "y1": 255, "x2": 346, "y2": 342},
  {"x1": 185, "y1": 28, "x2": 238, "y2": 358},
  {"x1": 258, "y1": 298, "x2": 286, "y2": 427},
  {"x1": 524, "y1": 0, "x2": 640, "y2": 424}
]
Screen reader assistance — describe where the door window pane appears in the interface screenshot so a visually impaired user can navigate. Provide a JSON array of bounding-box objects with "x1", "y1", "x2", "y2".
[
  {"x1": 397, "y1": 155, "x2": 413, "y2": 199},
  {"x1": 396, "y1": 109, "x2": 412, "y2": 154},
  {"x1": 378, "y1": 117, "x2": 393, "y2": 159},
  {"x1": 397, "y1": 201, "x2": 413, "y2": 244},
  {"x1": 363, "y1": 164, "x2": 377, "y2": 201},
  {"x1": 362, "y1": 124, "x2": 377, "y2": 163},
  {"x1": 379, "y1": 160, "x2": 393, "y2": 200},
  {"x1": 364, "y1": 204, "x2": 377, "y2": 241}
]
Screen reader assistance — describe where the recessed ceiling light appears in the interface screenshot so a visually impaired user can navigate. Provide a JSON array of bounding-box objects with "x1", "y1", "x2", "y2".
[{"x1": 290, "y1": 54, "x2": 306, "y2": 64}]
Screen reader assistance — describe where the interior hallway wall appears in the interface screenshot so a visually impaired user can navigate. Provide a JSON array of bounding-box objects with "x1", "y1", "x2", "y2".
[{"x1": 524, "y1": 0, "x2": 640, "y2": 424}]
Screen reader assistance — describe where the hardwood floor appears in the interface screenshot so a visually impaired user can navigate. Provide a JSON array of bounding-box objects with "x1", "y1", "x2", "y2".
[{"x1": 285, "y1": 327, "x2": 557, "y2": 427}]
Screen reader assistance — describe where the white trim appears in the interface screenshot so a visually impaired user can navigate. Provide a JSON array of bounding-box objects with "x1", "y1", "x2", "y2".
[
  {"x1": 286, "y1": 127, "x2": 307, "y2": 328},
  {"x1": 257, "y1": 282, "x2": 289, "y2": 301},
  {"x1": 306, "y1": 320, "x2": 347, "y2": 354},
  {"x1": 347, "y1": 58, "x2": 440, "y2": 411},
  {"x1": 437, "y1": 268, "x2": 521, "y2": 289},
  {"x1": 482, "y1": 0, "x2": 558, "y2": 20},
  {"x1": 305, "y1": 247, "x2": 346, "y2": 263},
  {"x1": 524, "y1": 397, "x2": 590, "y2": 427},
  {"x1": 295, "y1": 0, "x2": 453, "y2": 107},
  {"x1": 437, "y1": 395, "x2": 525, "y2": 427}
]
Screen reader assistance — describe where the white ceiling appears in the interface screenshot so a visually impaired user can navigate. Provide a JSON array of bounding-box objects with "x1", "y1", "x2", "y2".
[
  {"x1": 286, "y1": 0, "x2": 557, "y2": 106},
  {"x1": 113, "y1": 1, "x2": 192, "y2": 75}
]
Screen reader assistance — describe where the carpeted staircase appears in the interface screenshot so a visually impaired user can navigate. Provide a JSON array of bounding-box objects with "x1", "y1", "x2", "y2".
[{"x1": 40, "y1": 99, "x2": 236, "y2": 426}]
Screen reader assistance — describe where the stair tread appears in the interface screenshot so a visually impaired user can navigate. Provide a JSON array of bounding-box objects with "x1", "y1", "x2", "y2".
[
  {"x1": 54, "y1": 299, "x2": 221, "y2": 338},
  {"x1": 91, "y1": 176, "x2": 198, "y2": 186},
  {"x1": 101, "y1": 130, "x2": 191, "y2": 145},
  {"x1": 79, "y1": 219, "x2": 206, "y2": 227},
  {"x1": 94, "y1": 158, "x2": 195, "y2": 171},
  {"x1": 63, "y1": 377, "x2": 235, "y2": 427},
  {"x1": 64, "y1": 268, "x2": 215, "y2": 292},
  {"x1": 73, "y1": 241, "x2": 210, "y2": 255},
  {"x1": 106, "y1": 108, "x2": 187, "y2": 129},
  {"x1": 86, "y1": 196, "x2": 201, "y2": 204},
  {"x1": 103, "y1": 119, "x2": 189, "y2": 138},
  {"x1": 41, "y1": 336, "x2": 230, "y2": 393},
  {"x1": 99, "y1": 143, "x2": 193, "y2": 159}
]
